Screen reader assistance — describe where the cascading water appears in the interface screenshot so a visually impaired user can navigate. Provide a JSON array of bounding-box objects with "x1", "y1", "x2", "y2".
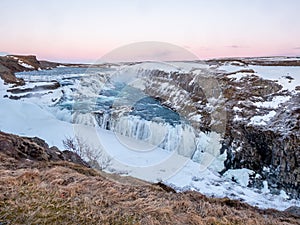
[
  {"x1": 17, "y1": 66, "x2": 221, "y2": 165},
  {"x1": 77, "y1": 80, "x2": 199, "y2": 155}
]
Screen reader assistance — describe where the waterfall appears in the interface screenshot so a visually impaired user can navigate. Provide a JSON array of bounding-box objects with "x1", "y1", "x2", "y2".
[
  {"x1": 72, "y1": 110, "x2": 222, "y2": 166},
  {"x1": 93, "y1": 112, "x2": 197, "y2": 155}
]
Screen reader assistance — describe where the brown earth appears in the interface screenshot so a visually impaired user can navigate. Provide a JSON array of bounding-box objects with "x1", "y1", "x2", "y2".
[
  {"x1": 0, "y1": 131, "x2": 299, "y2": 224},
  {"x1": 0, "y1": 55, "x2": 39, "y2": 85}
]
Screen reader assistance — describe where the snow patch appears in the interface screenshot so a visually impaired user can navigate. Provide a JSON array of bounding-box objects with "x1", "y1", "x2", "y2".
[
  {"x1": 248, "y1": 110, "x2": 276, "y2": 126},
  {"x1": 18, "y1": 61, "x2": 34, "y2": 69},
  {"x1": 227, "y1": 72, "x2": 252, "y2": 80},
  {"x1": 253, "y1": 95, "x2": 291, "y2": 109},
  {"x1": 249, "y1": 65, "x2": 300, "y2": 92}
]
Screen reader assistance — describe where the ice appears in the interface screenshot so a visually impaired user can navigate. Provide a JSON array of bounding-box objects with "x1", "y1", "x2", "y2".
[
  {"x1": 223, "y1": 168, "x2": 254, "y2": 187},
  {"x1": 88, "y1": 112, "x2": 197, "y2": 155},
  {"x1": 280, "y1": 190, "x2": 290, "y2": 200},
  {"x1": 165, "y1": 160, "x2": 300, "y2": 210},
  {"x1": 192, "y1": 131, "x2": 222, "y2": 171}
]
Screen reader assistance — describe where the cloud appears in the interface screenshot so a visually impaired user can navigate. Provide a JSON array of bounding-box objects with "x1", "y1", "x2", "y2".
[{"x1": 293, "y1": 47, "x2": 300, "y2": 50}]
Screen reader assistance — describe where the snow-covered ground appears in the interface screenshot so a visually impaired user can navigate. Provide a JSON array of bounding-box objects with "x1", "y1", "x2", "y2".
[
  {"x1": 249, "y1": 65, "x2": 300, "y2": 92},
  {"x1": 219, "y1": 63, "x2": 300, "y2": 93},
  {"x1": 1, "y1": 63, "x2": 300, "y2": 211}
]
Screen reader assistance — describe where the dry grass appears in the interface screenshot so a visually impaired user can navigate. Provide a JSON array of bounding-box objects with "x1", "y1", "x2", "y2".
[{"x1": 0, "y1": 154, "x2": 299, "y2": 225}]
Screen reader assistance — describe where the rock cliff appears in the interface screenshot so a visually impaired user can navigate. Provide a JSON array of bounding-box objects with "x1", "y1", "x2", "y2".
[{"x1": 140, "y1": 59, "x2": 300, "y2": 198}]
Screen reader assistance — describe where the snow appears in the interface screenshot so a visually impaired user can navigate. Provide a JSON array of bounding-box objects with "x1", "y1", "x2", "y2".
[
  {"x1": 0, "y1": 98, "x2": 73, "y2": 149},
  {"x1": 248, "y1": 65, "x2": 300, "y2": 92},
  {"x1": 218, "y1": 64, "x2": 246, "y2": 73},
  {"x1": 233, "y1": 106, "x2": 243, "y2": 112},
  {"x1": 233, "y1": 114, "x2": 244, "y2": 122},
  {"x1": 190, "y1": 114, "x2": 202, "y2": 122},
  {"x1": 217, "y1": 63, "x2": 300, "y2": 93},
  {"x1": 18, "y1": 61, "x2": 34, "y2": 69},
  {"x1": 248, "y1": 110, "x2": 276, "y2": 126},
  {"x1": 227, "y1": 72, "x2": 252, "y2": 80},
  {"x1": 253, "y1": 95, "x2": 291, "y2": 109}
]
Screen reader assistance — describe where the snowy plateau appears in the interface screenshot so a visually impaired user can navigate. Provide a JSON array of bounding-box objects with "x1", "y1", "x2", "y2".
[{"x1": 0, "y1": 55, "x2": 300, "y2": 211}]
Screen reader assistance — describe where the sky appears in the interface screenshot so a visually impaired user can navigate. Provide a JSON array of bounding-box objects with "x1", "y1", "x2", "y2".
[{"x1": 0, "y1": 0, "x2": 300, "y2": 63}]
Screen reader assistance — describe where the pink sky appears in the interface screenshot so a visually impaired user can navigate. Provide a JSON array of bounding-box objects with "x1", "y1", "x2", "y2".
[{"x1": 1, "y1": 0, "x2": 300, "y2": 63}]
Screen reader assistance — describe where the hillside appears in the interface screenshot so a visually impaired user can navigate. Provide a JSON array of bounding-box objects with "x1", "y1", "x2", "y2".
[{"x1": 0, "y1": 131, "x2": 299, "y2": 225}]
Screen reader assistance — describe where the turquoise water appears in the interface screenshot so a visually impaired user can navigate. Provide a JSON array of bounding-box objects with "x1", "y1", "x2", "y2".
[{"x1": 17, "y1": 67, "x2": 182, "y2": 125}]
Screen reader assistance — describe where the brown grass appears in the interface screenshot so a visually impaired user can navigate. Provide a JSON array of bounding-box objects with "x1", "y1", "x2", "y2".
[{"x1": 0, "y1": 154, "x2": 299, "y2": 225}]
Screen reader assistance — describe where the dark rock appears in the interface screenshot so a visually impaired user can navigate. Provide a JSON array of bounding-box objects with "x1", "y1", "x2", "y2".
[
  {"x1": 62, "y1": 150, "x2": 90, "y2": 167},
  {"x1": 0, "y1": 55, "x2": 63, "y2": 85},
  {"x1": 7, "y1": 81, "x2": 60, "y2": 94},
  {"x1": 284, "y1": 206, "x2": 300, "y2": 217},
  {"x1": 0, "y1": 131, "x2": 89, "y2": 167}
]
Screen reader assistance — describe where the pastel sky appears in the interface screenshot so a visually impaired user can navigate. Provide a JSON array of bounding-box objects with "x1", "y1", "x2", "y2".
[{"x1": 1, "y1": 0, "x2": 300, "y2": 62}]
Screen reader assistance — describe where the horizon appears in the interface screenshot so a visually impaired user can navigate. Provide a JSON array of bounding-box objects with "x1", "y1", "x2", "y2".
[
  {"x1": 2, "y1": 52, "x2": 300, "y2": 64},
  {"x1": 1, "y1": 0, "x2": 300, "y2": 63}
]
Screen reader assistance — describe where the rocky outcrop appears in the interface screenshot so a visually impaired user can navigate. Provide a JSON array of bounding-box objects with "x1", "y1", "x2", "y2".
[
  {"x1": 0, "y1": 55, "x2": 64, "y2": 86},
  {"x1": 0, "y1": 55, "x2": 38, "y2": 85},
  {"x1": 0, "y1": 70, "x2": 24, "y2": 86},
  {"x1": 0, "y1": 131, "x2": 89, "y2": 167},
  {"x1": 7, "y1": 81, "x2": 60, "y2": 94},
  {"x1": 224, "y1": 94, "x2": 300, "y2": 197},
  {"x1": 140, "y1": 59, "x2": 300, "y2": 199}
]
